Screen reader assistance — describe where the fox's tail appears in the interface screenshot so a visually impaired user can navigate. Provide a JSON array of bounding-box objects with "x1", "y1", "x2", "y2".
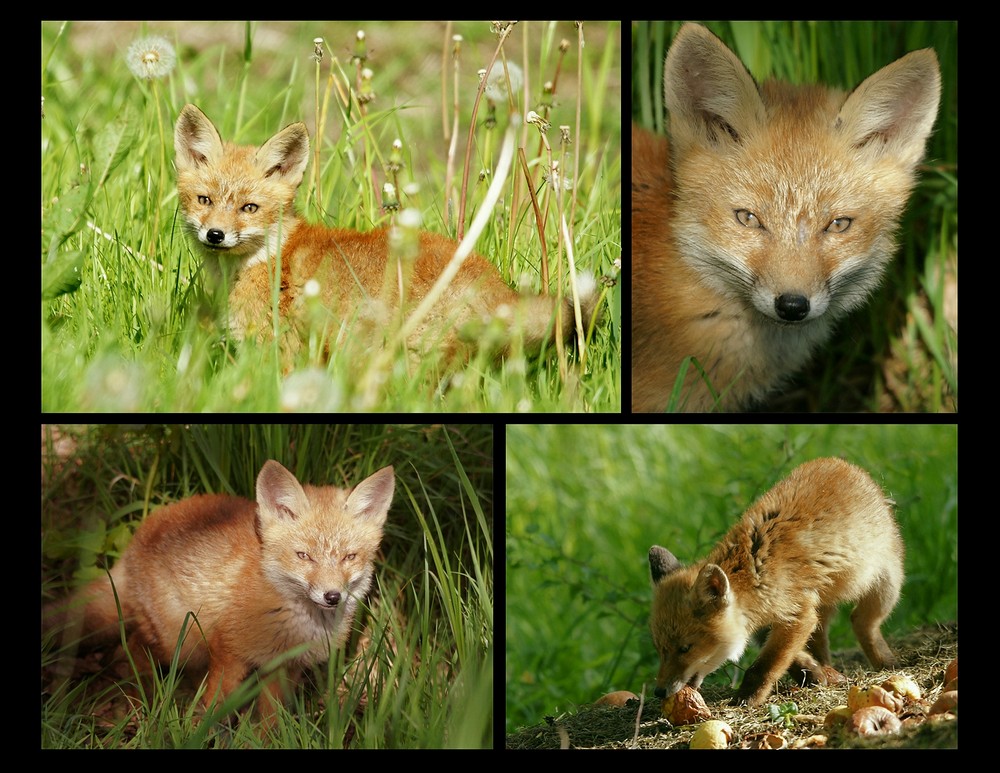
[
  {"x1": 513, "y1": 276, "x2": 601, "y2": 355},
  {"x1": 43, "y1": 572, "x2": 127, "y2": 653}
]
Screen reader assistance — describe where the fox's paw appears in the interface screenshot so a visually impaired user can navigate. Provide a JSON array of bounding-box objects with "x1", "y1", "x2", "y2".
[{"x1": 788, "y1": 656, "x2": 845, "y2": 687}]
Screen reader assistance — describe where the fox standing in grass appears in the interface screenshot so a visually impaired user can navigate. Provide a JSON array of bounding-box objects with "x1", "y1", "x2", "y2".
[
  {"x1": 46, "y1": 461, "x2": 395, "y2": 723},
  {"x1": 174, "y1": 104, "x2": 591, "y2": 367},
  {"x1": 632, "y1": 24, "x2": 941, "y2": 411},
  {"x1": 649, "y1": 458, "x2": 904, "y2": 706}
]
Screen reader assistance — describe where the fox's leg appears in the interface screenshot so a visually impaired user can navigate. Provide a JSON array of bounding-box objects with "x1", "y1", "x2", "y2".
[
  {"x1": 256, "y1": 667, "x2": 299, "y2": 731},
  {"x1": 851, "y1": 576, "x2": 901, "y2": 669},
  {"x1": 805, "y1": 603, "x2": 836, "y2": 665},
  {"x1": 737, "y1": 606, "x2": 818, "y2": 706},
  {"x1": 785, "y1": 602, "x2": 838, "y2": 686},
  {"x1": 787, "y1": 603, "x2": 851, "y2": 687},
  {"x1": 203, "y1": 653, "x2": 250, "y2": 713}
]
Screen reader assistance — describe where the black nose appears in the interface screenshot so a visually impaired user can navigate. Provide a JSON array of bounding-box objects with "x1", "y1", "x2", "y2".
[
  {"x1": 653, "y1": 686, "x2": 666, "y2": 699},
  {"x1": 206, "y1": 228, "x2": 225, "y2": 245},
  {"x1": 324, "y1": 591, "x2": 342, "y2": 607},
  {"x1": 775, "y1": 293, "x2": 810, "y2": 321}
]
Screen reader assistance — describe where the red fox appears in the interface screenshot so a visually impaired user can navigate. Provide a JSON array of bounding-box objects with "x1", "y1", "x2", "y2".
[
  {"x1": 648, "y1": 457, "x2": 904, "y2": 706},
  {"x1": 174, "y1": 104, "x2": 593, "y2": 368},
  {"x1": 632, "y1": 23, "x2": 941, "y2": 411},
  {"x1": 46, "y1": 460, "x2": 394, "y2": 723}
]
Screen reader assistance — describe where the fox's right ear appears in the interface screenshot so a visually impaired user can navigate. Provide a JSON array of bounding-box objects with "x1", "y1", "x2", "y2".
[
  {"x1": 649, "y1": 545, "x2": 683, "y2": 584},
  {"x1": 664, "y1": 23, "x2": 766, "y2": 150},
  {"x1": 174, "y1": 104, "x2": 225, "y2": 171},
  {"x1": 257, "y1": 460, "x2": 310, "y2": 521}
]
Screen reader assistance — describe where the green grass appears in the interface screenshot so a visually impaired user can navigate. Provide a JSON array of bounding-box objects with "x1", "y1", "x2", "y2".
[
  {"x1": 41, "y1": 22, "x2": 621, "y2": 412},
  {"x1": 632, "y1": 21, "x2": 957, "y2": 412},
  {"x1": 505, "y1": 424, "x2": 958, "y2": 734},
  {"x1": 42, "y1": 423, "x2": 492, "y2": 748}
]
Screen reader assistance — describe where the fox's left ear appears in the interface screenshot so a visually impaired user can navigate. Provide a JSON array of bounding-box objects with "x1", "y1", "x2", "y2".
[
  {"x1": 347, "y1": 466, "x2": 395, "y2": 525},
  {"x1": 837, "y1": 48, "x2": 941, "y2": 168},
  {"x1": 256, "y1": 122, "x2": 311, "y2": 186}
]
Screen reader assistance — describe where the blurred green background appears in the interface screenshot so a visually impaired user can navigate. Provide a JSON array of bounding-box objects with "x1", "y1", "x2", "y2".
[{"x1": 505, "y1": 424, "x2": 957, "y2": 733}]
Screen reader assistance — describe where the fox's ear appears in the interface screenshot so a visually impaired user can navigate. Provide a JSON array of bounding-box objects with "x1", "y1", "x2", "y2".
[
  {"x1": 256, "y1": 460, "x2": 310, "y2": 521},
  {"x1": 174, "y1": 104, "x2": 225, "y2": 171},
  {"x1": 837, "y1": 48, "x2": 941, "y2": 168},
  {"x1": 649, "y1": 545, "x2": 683, "y2": 584},
  {"x1": 693, "y1": 564, "x2": 731, "y2": 610},
  {"x1": 664, "y1": 23, "x2": 765, "y2": 149},
  {"x1": 256, "y1": 122, "x2": 310, "y2": 187},
  {"x1": 346, "y1": 466, "x2": 395, "y2": 525}
]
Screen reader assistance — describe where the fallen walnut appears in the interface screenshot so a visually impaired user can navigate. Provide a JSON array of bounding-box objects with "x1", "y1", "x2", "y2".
[
  {"x1": 593, "y1": 691, "x2": 638, "y2": 708},
  {"x1": 848, "y1": 706, "x2": 902, "y2": 736},
  {"x1": 690, "y1": 720, "x2": 733, "y2": 749},
  {"x1": 881, "y1": 674, "x2": 921, "y2": 702},
  {"x1": 848, "y1": 684, "x2": 903, "y2": 714},
  {"x1": 929, "y1": 690, "x2": 958, "y2": 716},
  {"x1": 743, "y1": 732, "x2": 786, "y2": 749},
  {"x1": 661, "y1": 685, "x2": 711, "y2": 725}
]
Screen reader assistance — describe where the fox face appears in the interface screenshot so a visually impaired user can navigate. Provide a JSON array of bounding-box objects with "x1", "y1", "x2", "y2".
[
  {"x1": 255, "y1": 461, "x2": 395, "y2": 641},
  {"x1": 670, "y1": 84, "x2": 923, "y2": 330},
  {"x1": 632, "y1": 24, "x2": 943, "y2": 412},
  {"x1": 174, "y1": 104, "x2": 309, "y2": 266},
  {"x1": 664, "y1": 26, "x2": 940, "y2": 331},
  {"x1": 649, "y1": 547, "x2": 748, "y2": 698}
]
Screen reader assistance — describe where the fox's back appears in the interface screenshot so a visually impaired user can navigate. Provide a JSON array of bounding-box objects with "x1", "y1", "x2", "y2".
[
  {"x1": 706, "y1": 458, "x2": 902, "y2": 613},
  {"x1": 120, "y1": 494, "x2": 261, "y2": 615}
]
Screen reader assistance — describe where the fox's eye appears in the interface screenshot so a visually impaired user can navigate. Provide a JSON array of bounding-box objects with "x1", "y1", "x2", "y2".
[
  {"x1": 734, "y1": 209, "x2": 762, "y2": 229},
  {"x1": 242, "y1": 203, "x2": 259, "y2": 213},
  {"x1": 678, "y1": 644, "x2": 692, "y2": 654},
  {"x1": 198, "y1": 195, "x2": 212, "y2": 206},
  {"x1": 343, "y1": 553, "x2": 357, "y2": 562},
  {"x1": 296, "y1": 551, "x2": 311, "y2": 561},
  {"x1": 826, "y1": 217, "x2": 852, "y2": 233}
]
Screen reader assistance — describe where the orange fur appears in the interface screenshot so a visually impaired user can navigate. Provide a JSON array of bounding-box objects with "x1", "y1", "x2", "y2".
[
  {"x1": 174, "y1": 104, "x2": 593, "y2": 368},
  {"x1": 49, "y1": 462, "x2": 394, "y2": 724},
  {"x1": 649, "y1": 458, "x2": 904, "y2": 706},
  {"x1": 632, "y1": 24, "x2": 941, "y2": 411}
]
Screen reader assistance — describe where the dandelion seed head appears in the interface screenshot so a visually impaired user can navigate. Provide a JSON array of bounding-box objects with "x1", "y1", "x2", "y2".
[
  {"x1": 398, "y1": 208, "x2": 422, "y2": 229},
  {"x1": 484, "y1": 62, "x2": 523, "y2": 102},
  {"x1": 126, "y1": 35, "x2": 176, "y2": 80}
]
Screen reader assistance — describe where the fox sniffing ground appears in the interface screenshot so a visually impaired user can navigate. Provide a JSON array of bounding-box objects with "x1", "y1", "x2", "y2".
[
  {"x1": 648, "y1": 457, "x2": 904, "y2": 706},
  {"x1": 44, "y1": 461, "x2": 394, "y2": 724},
  {"x1": 632, "y1": 23, "x2": 941, "y2": 412},
  {"x1": 174, "y1": 104, "x2": 594, "y2": 369}
]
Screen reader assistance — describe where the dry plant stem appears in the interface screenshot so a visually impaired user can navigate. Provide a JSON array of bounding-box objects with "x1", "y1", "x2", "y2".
[
  {"x1": 441, "y1": 21, "x2": 453, "y2": 141},
  {"x1": 312, "y1": 37, "x2": 324, "y2": 211},
  {"x1": 499, "y1": 31, "x2": 525, "y2": 261},
  {"x1": 443, "y1": 32, "x2": 462, "y2": 228},
  {"x1": 148, "y1": 79, "x2": 168, "y2": 261},
  {"x1": 532, "y1": 123, "x2": 569, "y2": 377},
  {"x1": 517, "y1": 148, "x2": 550, "y2": 288},
  {"x1": 569, "y1": 24, "x2": 584, "y2": 245},
  {"x1": 457, "y1": 23, "x2": 514, "y2": 241},
  {"x1": 633, "y1": 684, "x2": 647, "y2": 747}
]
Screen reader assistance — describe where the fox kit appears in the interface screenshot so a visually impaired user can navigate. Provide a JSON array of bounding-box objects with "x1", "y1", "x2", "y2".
[
  {"x1": 47, "y1": 461, "x2": 394, "y2": 722},
  {"x1": 174, "y1": 104, "x2": 591, "y2": 367},
  {"x1": 648, "y1": 457, "x2": 903, "y2": 707},
  {"x1": 632, "y1": 24, "x2": 941, "y2": 411}
]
